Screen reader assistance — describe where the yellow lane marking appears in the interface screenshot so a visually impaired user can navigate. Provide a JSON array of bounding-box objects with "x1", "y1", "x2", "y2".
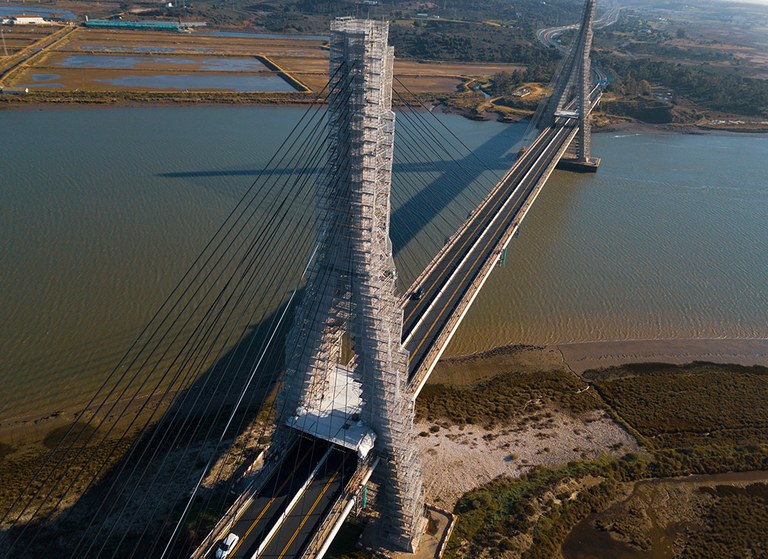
[
  {"x1": 408, "y1": 129, "x2": 566, "y2": 365},
  {"x1": 228, "y1": 449, "x2": 312, "y2": 557},
  {"x1": 277, "y1": 467, "x2": 340, "y2": 559},
  {"x1": 402, "y1": 128, "x2": 556, "y2": 327}
]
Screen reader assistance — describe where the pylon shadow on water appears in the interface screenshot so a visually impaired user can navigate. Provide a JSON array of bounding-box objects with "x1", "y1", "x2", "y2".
[
  {"x1": 390, "y1": 122, "x2": 525, "y2": 257},
  {"x1": 154, "y1": 120, "x2": 526, "y2": 263},
  {"x1": 0, "y1": 292, "x2": 302, "y2": 559}
]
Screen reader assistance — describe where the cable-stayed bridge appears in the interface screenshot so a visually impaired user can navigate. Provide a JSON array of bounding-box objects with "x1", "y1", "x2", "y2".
[{"x1": 1, "y1": 1, "x2": 604, "y2": 558}]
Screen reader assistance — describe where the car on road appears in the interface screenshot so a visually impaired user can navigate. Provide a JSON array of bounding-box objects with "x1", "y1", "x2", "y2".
[
  {"x1": 215, "y1": 533, "x2": 239, "y2": 559},
  {"x1": 411, "y1": 286, "x2": 425, "y2": 300}
]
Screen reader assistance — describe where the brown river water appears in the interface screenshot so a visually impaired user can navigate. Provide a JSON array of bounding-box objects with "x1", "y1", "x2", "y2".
[{"x1": 2, "y1": 106, "x2": 768, "y2": 423}]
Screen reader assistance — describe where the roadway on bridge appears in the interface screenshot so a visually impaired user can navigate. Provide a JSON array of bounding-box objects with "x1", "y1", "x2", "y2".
[
  {"x1": 255, "y1": 444, "x2": 357, "y2": 559},
  {"x1": 201, "y1": 84, "x2": 601, "y2": 559},
  {"x1": 222, "y1": 437, "x2": 328, "y2": 559},
  {"x1": 401, "y1": 122, "x2": 575, "y2": 383},
  {"x1": 217, "y1": 437, "x2": 357, "y2": 559}
]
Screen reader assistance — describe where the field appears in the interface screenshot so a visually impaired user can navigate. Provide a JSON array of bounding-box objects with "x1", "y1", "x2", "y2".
[
  {"x1": 585, "y1": 362, "x2": 768, "y2": 449},
  {"x1": 430, "y1": 358, "x2": 768, "y2": 559},
  {"x1": 1, "y1": 27, "x2": 525, "y2": 99},
  {"x1": 0, "y1": 25, "x2": 60, "y2": 57}
]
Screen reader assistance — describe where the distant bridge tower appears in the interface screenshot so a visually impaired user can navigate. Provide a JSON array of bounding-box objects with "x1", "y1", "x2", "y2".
[
  {"x1": 279, "y1": 18, "x2": 426, "y2": 552},
  {"x1": 546, "y1": 0, "x2": 600, "y2": 170}
]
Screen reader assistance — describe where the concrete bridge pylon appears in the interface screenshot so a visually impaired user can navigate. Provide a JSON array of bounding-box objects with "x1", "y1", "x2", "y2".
[
  {"x1": 547, "y1": 0, "x2": 601, "y2": 172},
  {"x1": 278, "y1": 18, "x2": 426, "y2": 553}
]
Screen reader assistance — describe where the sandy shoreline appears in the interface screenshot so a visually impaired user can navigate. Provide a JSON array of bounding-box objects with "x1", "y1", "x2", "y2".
[
  {"x1": 417, "y1": 409, "x2": 639, "y2": 508},
  {"x1": 555, "y1": 338, "x2": 768, "y2": 374},
  {"x1": 3, "y1": 337, "x2": 768, "y2": 447}
]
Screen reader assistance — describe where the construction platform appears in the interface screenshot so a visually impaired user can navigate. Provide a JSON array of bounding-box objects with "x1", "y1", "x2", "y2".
[{"x1": 285, "y1": 364, "x2": 376, "y2": 459}]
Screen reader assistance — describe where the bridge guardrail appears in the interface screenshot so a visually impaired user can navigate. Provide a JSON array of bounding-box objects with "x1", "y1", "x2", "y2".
[{"x1": 299, "y1": 455, "x2": 378, "y2": 558}]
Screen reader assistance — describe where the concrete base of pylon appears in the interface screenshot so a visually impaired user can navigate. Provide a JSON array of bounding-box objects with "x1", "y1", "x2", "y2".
[
  {"x1": 361, "y1": 517, "x2": 431, "y2": 558},
  {"x1": 556, "y1": 156, "x2": 601, "y2": 173},
  {"x1": 359, "y1": 504, "x2": 454, "y2": 559}
]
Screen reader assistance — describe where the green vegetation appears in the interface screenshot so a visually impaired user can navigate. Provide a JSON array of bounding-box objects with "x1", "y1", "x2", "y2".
[
  {"x1": 449, "y1": 458, "x2": 625, "y2": 558},
  {"x1": 586, "y1": 363, "x2": 768, "y2": 449},
  {"x1": 590, "y1": 4, "x2": 768, "y2": 120},
  {"x1": 245, "y1": 0, "x2": 582, "y2": 34},
  {"x1": 441, "y1": 362, "x2": 768, "y2": 558},
  {"x1": 602, "y1": 56, "x2": 768, "y2": 118},
  {"x1": 599, "y1": 97, "x2": 673, "y2": 124},
  {"x1": 448, "y1": 447, "x2": 768, "y2": 559},
  {"x1": 0, "y1": 89, "x2": 313, "y2": 106},
  {"x1": 682, "y1": 483, "x2": 768, "y2": 559},
  {"x1": 390, "y1": 21, "x2": 558, "y2": 67},
  {"x1": 416, "y1": 370, "x2": 602, "y2": 428}
]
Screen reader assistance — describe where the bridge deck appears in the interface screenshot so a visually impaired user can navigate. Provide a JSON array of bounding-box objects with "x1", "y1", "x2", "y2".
[
  {"x1": 254, "y1": 446, "x2": 357, "y2": 559},
  {"x1": 402, "y1": 122, "x2": 578, "y2": 394},
  {"x1": 209, "y1": 437, "x2": 357, "y2": 559},
  {"x1": 223, "y1": 437, "x2": 329, "y2": 559}
]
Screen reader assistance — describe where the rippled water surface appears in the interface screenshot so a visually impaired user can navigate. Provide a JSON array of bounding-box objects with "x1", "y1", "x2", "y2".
[
  {"x1": 2, "y1": 106, "x2": 767, "y2": 421},
  {"x1": 449, "y1": 130, "x2": 768, "y2": 354}
]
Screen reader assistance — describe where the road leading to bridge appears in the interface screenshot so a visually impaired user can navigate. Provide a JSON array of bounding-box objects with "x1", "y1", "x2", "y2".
[
  {"x1": 221, "y1": 437, "x2": 329, "y2": 559},
  {"x1": 254, "y1": 445, "x2": 357, "y2": 559}
]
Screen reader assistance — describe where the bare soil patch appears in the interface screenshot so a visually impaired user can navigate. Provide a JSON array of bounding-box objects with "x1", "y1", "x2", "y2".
[
  {"x1": 416, "y1": 411, "x2": 638, "y2": 509},
  {"x1": 6, "y1": 27, "x2": 528, "y2": 97}
]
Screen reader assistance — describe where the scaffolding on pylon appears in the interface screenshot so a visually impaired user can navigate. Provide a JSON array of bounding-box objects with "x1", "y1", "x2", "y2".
[{"x1": 278, "y1": 18, "x2": 426, "y2": 552}]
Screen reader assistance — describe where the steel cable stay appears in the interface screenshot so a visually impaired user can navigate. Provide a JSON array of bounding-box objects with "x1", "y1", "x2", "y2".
[
  {"x1": 179, "y1": 83, "x2": 504, "y2": 559},
  {"x1": 113, "y1": 75, "x2": 364, "y2": 559},
  {"x1": 393, "y1": 76, "x2": 506, "y2": 184},
  {"x1": 391, "y1": 118, "x2": 492, "y2": 245},
  {"x1": 396, "y1": 111, "x2": 490, "y2": 196},
  {"x1": 389, "y1": 146, "x2": 471, "y2": 284},
  {"x1": 2, "y1": 63, "x2": 352, "y2": 553},
  {"x1": 388, "y1": 124, "x2": 498, "y2": 287},
  {"x1": 11, "y1": 96, "x2": 330, "y2": 548},
  {"x1": 99, "y1": 82, "x2": 363, "y2": 559},
  {"x1": 0, "y1": 76, "x2": 338, "y2": 539},
  {"x1": 63, "y1": 74, "x2": 360, "y2": 559},
  {"x1": 174, "y1": 80, "x2": 392, "y2": 559},
  {"x1": 391, "y1": 98, "x2": 507, "y2": 266},
  {"x1": 152, "y1": 46, "x2": 492, "y2": 559},
  {"x1": 393, "y1": 95, "x2": 497, "y2": 200},
  {"x1": 157, "y1": 114, "x2": 366, "y2": 559},
  {"x1": 71, "y1": 102, "x2": 346, "y2": 559},
  {"x1": 393, "y1": 114, "x2": 490, "y2": 227},
  {"x1": 175, "y1": 143, "x2": 372, "y2": 556},
  {"x1": 394, "y1": 114, "x2": 489, "y2": 211},
  {"x1": 388, "y1": 108, "x2": 502, "y2": 278},
  {"x1": 393, "y1": 88, "x2": 501, "y2": 198}
]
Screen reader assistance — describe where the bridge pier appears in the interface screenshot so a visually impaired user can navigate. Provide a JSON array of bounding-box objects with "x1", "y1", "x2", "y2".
[{"x1": 556, "y1": 156, "x2": 601, "y2": 173}]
